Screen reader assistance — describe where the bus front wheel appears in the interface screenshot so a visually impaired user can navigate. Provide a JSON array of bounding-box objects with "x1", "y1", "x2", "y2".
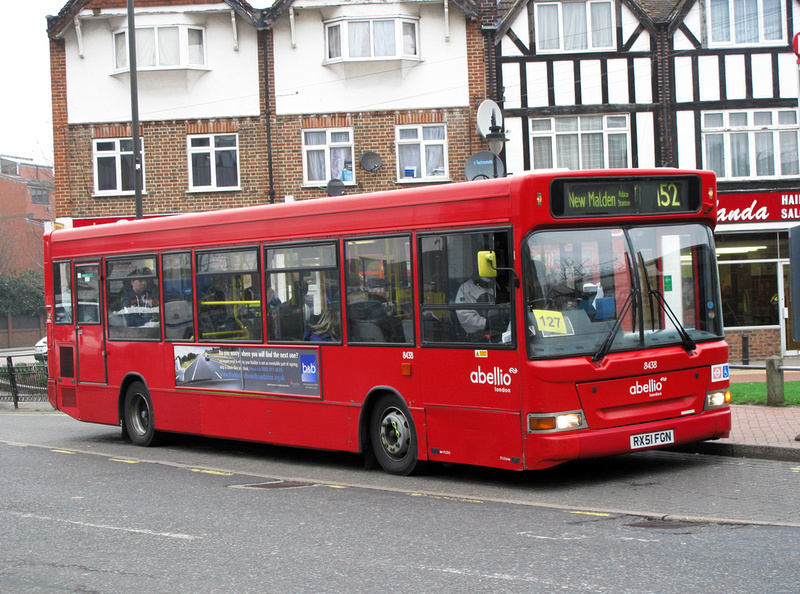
[
  {"x1": 370, "y1": 394, "x2": 418, "y2": 475},
  {"x1": 123, "y1": 381, "x2": 159, "y2": 447}
]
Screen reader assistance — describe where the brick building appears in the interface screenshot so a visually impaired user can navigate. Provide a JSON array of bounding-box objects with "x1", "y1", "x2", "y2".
[{"x1": 46, "y1": 0, "x2": 490, "y2": 221}]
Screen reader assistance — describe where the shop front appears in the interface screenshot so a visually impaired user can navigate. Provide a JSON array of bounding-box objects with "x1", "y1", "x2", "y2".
[{"x1": 716, "y1": 191, "x2": 800, "y2": 362}]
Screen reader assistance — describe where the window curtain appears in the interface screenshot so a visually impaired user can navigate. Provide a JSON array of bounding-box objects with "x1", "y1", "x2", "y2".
[
  {"x1": 328, "y1": 25, "x2": 342, "y2": 59},
  {"x1": 349, "y1": 22, "x2": 371, "y2": 58},
  {"x1": 188, "y1": 29, "x2": 205, "y2": 65},
  {"x1": 734, "y1": 0, "x2": 758, "y2": 43},
  {"x1": 423, "y1": 126, "x2": 445, "y2": 176},
  {"x1": 306, "y1": 150, "x2": 326, "y2": 181},
  {"x1": 581, "y1": 133, "x2": 604, "y2": 169},
  {"x1": 704, "y1": 134, "x2": 725, "y2": 177},
  {"x1": 532, "y1": 137, "x2": 554, "y2": 169},
  {"x1": 590, "y1": 2, "x2": 613, "y2": 48},
  {"x1": 763, "y1": 0, "x2": 782, "y2": 40},
  {"x1": 136, "y1": 28, "x2": 156, "y2": 67},
  {"x1": 730, "y1": 133, "x2": 750, "y2": 176},
  {"x1": 115, "y1": 32, "x2": 128, "y2": 69},
  {"x1": 710, "y1": 0, "x2": 731, "y2": 42},
  {"x1": 563, "y1": 2, "x2": 588, "y2": 50},
  {"x1": 556, "y1": 135, "x2": 579, "y2": 169},
  {"x1": 402, "y1": 22, "x2": 416, "y2": 55},
  {"x1": 158, "y1": 27, "x2": 180, "y2": 66},
  {"x1": 538, "y1": 5, "x2": 560, "y2": 50},
  {"x1": 399, "y1": 145, "x2": 421, "y2": 178},
  {"x1": 755, "y1": 132, "x2": 775, "y2": 176},
  {"x1": 608, "y1": 134, "x2": 628, "y2": 168},
  {"x1": 780, "y1": 131, "x2": 799, "y2": 175},
  {"x1": 330, "y1": 147, "x2": 350, "y2": 180},
  {"x1": 373, "y1": 21, "x2": 395, "y2": 57}
]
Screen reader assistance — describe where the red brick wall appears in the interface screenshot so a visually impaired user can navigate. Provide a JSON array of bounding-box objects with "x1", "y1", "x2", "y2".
[{"x1": 726, "y1": 328, "x2": 783, "y2": 363}]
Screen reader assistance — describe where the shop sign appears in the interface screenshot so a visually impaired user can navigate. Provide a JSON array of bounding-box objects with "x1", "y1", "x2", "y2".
[{"x1": 718, "y1": 191, "x2": 800, "y2": 223}]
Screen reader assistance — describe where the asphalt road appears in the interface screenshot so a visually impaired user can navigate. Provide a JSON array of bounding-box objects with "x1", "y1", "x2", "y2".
[{"x1": 1, "y1": 408, "x2": 798, "y2": 592}]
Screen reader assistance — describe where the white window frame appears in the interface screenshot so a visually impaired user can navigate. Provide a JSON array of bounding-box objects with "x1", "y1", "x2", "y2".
[
  {"x1": 529, "y1": 114, "x2": 630, "y2": 170},
  {"x1": 535, "y1": 1, "x2": 615, "y2": 54},
  {"x1": 707, "y1": 0, "x2": 784, "y2": 47},
  {"x1": 701, "y1": 109, "x2": 800, "y2": 180},
  {"x1": 187, "y1": 133, "x2": 241, "y2": 192},
  {"x1": 395, "y1": 124, "x2": 449, "y2": 182},
  {"x1": 324, "y1": 18, "x2": 420, "y2": 63},
  {"x1": 302, "y1": 128, "x2": 356, "y2": 187},
  {"x1": 92, "y1": 138, "x2": 145, "y2": 196},
  {"x1": 114, "y1": 25, "x2": 206, "y2": 72}
]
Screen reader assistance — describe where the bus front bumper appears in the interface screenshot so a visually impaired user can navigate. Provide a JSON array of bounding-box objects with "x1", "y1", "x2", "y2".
[{"x1": 523, "y1": 407, "x2": 731, "y2": 470}]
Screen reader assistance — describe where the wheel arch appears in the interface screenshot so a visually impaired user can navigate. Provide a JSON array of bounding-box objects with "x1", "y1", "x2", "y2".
[{"x1": 358, "y1": 385, "x2": 425, "y2": 460}]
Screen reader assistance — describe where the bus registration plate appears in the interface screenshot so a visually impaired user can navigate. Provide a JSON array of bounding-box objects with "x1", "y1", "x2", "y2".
[{"x1": 630, "y1": 429, "x2": 674, "y2": 450}]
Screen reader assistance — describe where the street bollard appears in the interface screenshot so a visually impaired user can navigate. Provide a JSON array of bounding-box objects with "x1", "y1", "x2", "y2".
[
  {"x1": 6, "y1": 356, "x2": 19, "y2": 409},
  {"x1": 741, "y1": 333, "x2": 749, "y2": 365},
  {"x1": 766, "y1": 355, "x2": 785, "y2": 407}
]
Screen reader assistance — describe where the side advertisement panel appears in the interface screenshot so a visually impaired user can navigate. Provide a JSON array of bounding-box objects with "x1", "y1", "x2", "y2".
[{"x1": 174, "y1": 345, "x2": 321, "y2": 398}]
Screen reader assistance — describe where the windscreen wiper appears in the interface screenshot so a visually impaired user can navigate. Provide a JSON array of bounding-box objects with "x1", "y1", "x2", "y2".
[
  {"x1": 592, "y1": 288, "x2": 638, "y2": 364},
  {"x1": 647, "y1": 287, "x2": 697, "y2": 352},
  {"x1": 637, "y1": 252, "x2": 696, "y2": 353}
]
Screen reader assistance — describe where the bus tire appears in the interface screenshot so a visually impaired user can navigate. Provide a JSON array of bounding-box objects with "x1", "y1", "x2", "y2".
[
  {"x1": 369, "y1": 394, "x2": 418, "y2": 476},
  {"x1": 123, "y1": 381, "x2": 160, "y2": 447}
]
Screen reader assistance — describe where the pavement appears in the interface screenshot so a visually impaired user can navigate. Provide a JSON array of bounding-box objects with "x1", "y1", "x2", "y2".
[{"x1": 677, "y1": 362, "x2": 800, "y2": 463}]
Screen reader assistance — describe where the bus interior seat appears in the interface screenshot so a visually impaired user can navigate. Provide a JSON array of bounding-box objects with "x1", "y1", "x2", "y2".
[{"x1": 350, "y1": 319, "x2": 386, "y2": 342}]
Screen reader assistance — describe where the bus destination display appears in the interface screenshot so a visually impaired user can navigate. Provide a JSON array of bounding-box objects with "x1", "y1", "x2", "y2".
[{"x1": 551, "y1": 177, "x2": 701, "y2": 218}]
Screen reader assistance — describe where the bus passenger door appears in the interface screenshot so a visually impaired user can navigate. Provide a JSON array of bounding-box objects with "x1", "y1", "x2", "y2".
[{"x1": 75, "y1": 263, "x2": 107, "y2": 384}]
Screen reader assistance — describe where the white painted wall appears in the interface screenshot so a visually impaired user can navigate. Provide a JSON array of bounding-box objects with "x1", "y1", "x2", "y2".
[
  {"x1": 63, "y1": 4, "x2": 260, "y2": 124},
  {"x1": 635, "y1": 111, "x2": 655, "y2": 168},
  {"x1": 271, "y1": 3, "x2": 469, "y2": 115},
  {"x1": 675, "y1": 110, "x2": 697, "y2": 169}
]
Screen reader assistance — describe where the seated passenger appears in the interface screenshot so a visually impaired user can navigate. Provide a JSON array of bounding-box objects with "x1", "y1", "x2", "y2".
[
  {"x1": 303, "y1": 308, "x2": 340, "y2": 342},
  {"x1": 456, "y1": 276, "x2": 508, "y2": 342},
  {"x1": 121, "y1": 268, "x2": 158, "y2": 327}
]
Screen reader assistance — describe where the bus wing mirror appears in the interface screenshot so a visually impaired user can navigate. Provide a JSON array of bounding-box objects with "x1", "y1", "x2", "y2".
[{"x1": 477, "y1": 251, "x2": 498, "y2": 278}]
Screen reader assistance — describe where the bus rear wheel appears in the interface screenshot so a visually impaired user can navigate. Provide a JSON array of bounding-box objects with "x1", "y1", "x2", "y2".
[
  {"x1": 370, "y1": 394, "x2": 418, "y2": 475},
  {"x1": 123, "y1": 381, "x2": 159, "y2": 447}
]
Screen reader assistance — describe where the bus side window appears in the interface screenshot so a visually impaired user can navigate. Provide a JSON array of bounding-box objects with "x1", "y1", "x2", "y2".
[
  {"x1": 196, "y1": 248, "x2": 261, "y2": 342},
  {"x1": 162, "y1": 252, "x2": 194, "y2": 341},
  {"x1": 344, "y1": 236, "x2": 413, "y2": 344},
  {"x1": 53, "y1": 261, "x2": 73, "y2": 324},
  {"x1": 265, "y1": 243, "x2": 340, "y2": 343},
  {"x1": 106, "y1": 257, "x2": 161, "y2": 340},
  {"x1": 419, "y1": 230, "x2": 512, "y2": 345}
]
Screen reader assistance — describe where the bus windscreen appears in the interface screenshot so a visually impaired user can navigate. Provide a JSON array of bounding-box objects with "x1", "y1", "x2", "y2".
[{"x1": 550, "y1": 176, "x2": 702, "y2": 218}]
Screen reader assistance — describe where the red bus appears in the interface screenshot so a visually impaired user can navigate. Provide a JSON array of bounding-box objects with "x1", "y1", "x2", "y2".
[{"x1": 43, "y1": 169, "x2": 731, "y2": 474}]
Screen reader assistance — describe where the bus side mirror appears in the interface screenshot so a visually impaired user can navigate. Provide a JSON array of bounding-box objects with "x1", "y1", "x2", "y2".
[{"x1": 477, "y1": 251, "x2": 498, "y2": 278}]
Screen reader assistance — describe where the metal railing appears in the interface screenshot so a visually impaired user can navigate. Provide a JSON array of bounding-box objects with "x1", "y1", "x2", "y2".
[{"x1": 0, "y1": 356, "x2": 48, "y2": 408}]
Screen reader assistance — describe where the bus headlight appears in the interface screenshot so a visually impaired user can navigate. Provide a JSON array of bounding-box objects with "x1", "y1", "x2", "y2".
[
  {"x1": 705, "y1": 389, "x2": 731, "y2": 409},
  {"x1": 528, "y1": 411, "x2": 587, "y2": 432}
]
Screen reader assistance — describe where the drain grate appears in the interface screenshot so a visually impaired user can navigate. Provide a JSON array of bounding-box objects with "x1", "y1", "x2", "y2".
[{"x1": 232, "y1": 480, "x2": 315, "y2": 490}]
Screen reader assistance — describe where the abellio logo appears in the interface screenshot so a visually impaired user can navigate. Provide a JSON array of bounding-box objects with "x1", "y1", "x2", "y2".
[
  {"x1": 300, "y1": 354, "x2": 318, "y2": 383},
  {"x1": 470, "y1": 366, "x2": 517, "y2": 393},
  {"x1": 629, "y1": 377, "x2": 667, "y2": 397}
]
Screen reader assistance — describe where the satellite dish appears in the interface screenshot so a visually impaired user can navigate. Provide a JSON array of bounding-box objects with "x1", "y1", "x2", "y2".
[
  {"x1": 465, "y1": 150, "x2": 505, "y2": 180},
  {"x1": 327, "y1": 179, "x2": 346, "y2": 197},
  {"x1": 476, "y1": 100, "x2": 503, "y2": 138},
  {"x1": 359, "y1": 151, "x2": 383, "y2": 172}
]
